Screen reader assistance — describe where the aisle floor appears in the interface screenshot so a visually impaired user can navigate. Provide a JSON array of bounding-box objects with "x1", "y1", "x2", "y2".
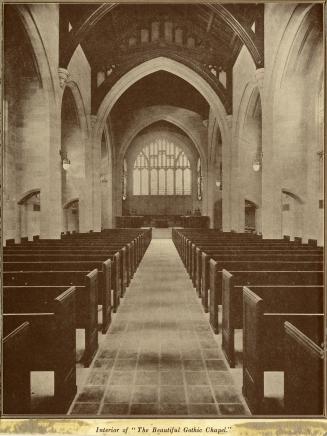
[{"x1": 69, "y1": 239, "x2": 250, "y2": 417}]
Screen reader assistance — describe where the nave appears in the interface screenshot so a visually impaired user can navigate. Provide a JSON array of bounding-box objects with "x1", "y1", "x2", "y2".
[
  {"x1": 3, "y1": 1, "x2": 324, "y2": 419},
  {"x1": 69, "y1": 237, "x2": 249, "y2": 417}
]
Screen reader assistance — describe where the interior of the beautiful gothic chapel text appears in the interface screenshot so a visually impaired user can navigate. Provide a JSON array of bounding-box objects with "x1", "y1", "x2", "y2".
[{"x1": 2, "y1": 2, "x2": 325, "y2": 418}]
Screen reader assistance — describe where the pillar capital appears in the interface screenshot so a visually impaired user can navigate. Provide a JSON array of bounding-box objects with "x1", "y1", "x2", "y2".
[
  {"x1": 58, "y1": 68, "x2": 70, "y2": 89},
  {"x1": 90, "y1": 114, "x2": 98, "y2": 129}
]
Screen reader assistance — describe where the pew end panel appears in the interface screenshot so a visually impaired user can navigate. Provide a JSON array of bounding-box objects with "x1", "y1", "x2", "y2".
[
  {"x1": 201, "y1": 253, "x2": 210, "y2": 312},
  {"x1": 3, "y1": 321, "x2": 31, "y2": 414},
  {"x1": 242, "y1": 285, "x2": 324, "y2": 415},
  {"x1": 112, "y1": 252, "x2": 121, "y2": 312},
  {"x1": 221, "y1": 269, "x2": 239, "y2": 367},
  {"x1": 52, "y1": 286, "x2": 78, "y2": 411},
  {"x1": 242, "y1": 286, "x2": 265, "y2": 414},
  {"x1": 102, "y1": 259, "x2": 112, "y2": 334},
  {"x1": 83, "y1": 269, "x2": 99, "y2": 367},
  {"x1": 209, "y1": 258, "x2": 219, "y2": 334},
  {"x1": 3, "y1": 286, "x2": 77, "y2": 414},
  {"x1": 284, "y1": 319, "x2": 324, "y2": 415},
  {"x1": 195, "y1": 247, "x2": 202, "y2": 296},
  {"x1": 121, "y1": 246, "x2": 127, "y2": 297}
]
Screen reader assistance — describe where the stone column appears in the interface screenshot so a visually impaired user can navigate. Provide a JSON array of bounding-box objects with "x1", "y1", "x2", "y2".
[
  {"x1": 91, "y1": 115, "x2": 102, "y2": 232},
  {"x1": 222, "y1": 114, "x2": 232, "y2": 231},
  {"x1": 79, "y1": 114, "x2": 97, "y2": 232},
  {"x1": 258, "y1": 67, "x2": 282, "y2": 239},
  {"x1": 38, "y1": 70, "x2": 63, "y2": 239},
  {"x1": 206, "y1": 160, "x2": 216, "y2": 228},
  {"x1": 254, "y1": 68, "x2": 265, "y2": 235}
]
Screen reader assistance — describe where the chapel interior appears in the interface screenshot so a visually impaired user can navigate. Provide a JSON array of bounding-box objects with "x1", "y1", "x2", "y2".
[{"x1": 2, "y1": 2, "x2": 325, "y2": 418}]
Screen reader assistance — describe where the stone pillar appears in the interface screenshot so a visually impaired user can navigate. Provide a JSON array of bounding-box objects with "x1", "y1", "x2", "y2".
[
  {"x1": 40, "y1": 113, "x2": 63, "y2": 239},
  {"x1": 259, "y1": 66, "x2": 282, "y2": 239},
  {"x1": 115, "y1": 160, "x2": 123, "y2": 218},
  {"x1": 79, "y1": 115, "x2": 96, "y2": 232},
  {"x1": 38, "y1": 70, "x2": 63, "y2": 239},
  {"x1": 91, "y1": 115, "x2": 102, "y2": 232},
  {"x1": 222, "y1": 114, "x2": 232, "y2": 232},
  {"x1": 206, "y1": 160, "x2": 216, "y2": 228},
  {"x1": 15, "y1": 204, "x2": 22, "y2": 244}
]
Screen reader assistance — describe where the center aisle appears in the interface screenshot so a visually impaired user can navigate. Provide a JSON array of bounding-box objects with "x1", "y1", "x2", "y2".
[{"x1": 69, "y1": 239, "x2": 249, "y2": 417}]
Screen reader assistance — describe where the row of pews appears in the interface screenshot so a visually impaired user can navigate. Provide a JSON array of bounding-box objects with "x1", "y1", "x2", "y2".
[
  {"x1": 172, "y1": 228, "x2": 324, "y2": 415},
  {"x1": 3, "y1": 228, "x2": 152, "y2": 415}
]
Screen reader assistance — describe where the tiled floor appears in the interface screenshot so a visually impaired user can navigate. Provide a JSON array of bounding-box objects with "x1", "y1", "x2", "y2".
[{"x1": 69, "y1": 239, "x2": 250, "y2": 417}]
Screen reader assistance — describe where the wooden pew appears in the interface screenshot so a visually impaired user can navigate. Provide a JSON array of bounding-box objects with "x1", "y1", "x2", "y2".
[
  {"x1": 242, "y1": 286, "x2": 323, "y2": 414},
  {"x1": 197, "y1": 247, "x2": 322, "y2": 298},
  {"x1": 3, "y1": 259, "x2": 112, "y2": 333},
  {"x1": 4, "y1": 250, "x2": 122, "y2": 313},
  {"x1": 210, "y1": 255, "x2": 323, "y2": 333},
  {"x1": 3, "y1": 286, "x2": 77, "y2": 414},
  {"x1": 3, "y1": 321, "x2": 31, "y2": 414},
  {"x1": 200, "y1": 250, "x2": 322, "y2": 307},
  {"x1": 201, "y1": 249, "x2": 321, "y2": 301},
  {"x1": 191, "y1": 241, "x2": 321, "y2": 283},
  {"x1": 284, "y1": 319, "x2": 324, "y2": 415},
  {"x1": 3, "y1": 270, "x2": 98, "y2": 366},
  {"x1": 184, "y1": 237, "x2": 315, "y2": 280},
  {"x1": 221, "y1": 270, "x2": 323, "y2": 367}
]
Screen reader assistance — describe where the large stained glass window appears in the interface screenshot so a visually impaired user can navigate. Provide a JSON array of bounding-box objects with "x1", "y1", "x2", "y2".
[{"x1": 133, "y1": 139, "x2": 191, "y2": 195}]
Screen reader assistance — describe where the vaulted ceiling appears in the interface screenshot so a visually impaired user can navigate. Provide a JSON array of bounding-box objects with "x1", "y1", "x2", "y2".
[{"x1": 59, "y1": 3, "x2": 264, "y2": 115}]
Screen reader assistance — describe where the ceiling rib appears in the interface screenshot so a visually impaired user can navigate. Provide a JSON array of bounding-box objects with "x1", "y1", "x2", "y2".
[{"x1": 61, "y1": 3, "x2": 263, "y2": 69}]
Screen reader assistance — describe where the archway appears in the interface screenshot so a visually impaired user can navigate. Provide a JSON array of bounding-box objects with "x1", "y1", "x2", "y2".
[
  {"x1": 91, "y1": 57, "x2": 231, "y2": 231},
  {"x1": 121, "y1": 124, "x2": 201, "y2": 223}
]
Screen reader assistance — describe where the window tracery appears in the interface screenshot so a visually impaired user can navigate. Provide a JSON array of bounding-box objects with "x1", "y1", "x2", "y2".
[{"x1": 133, "y1": 139, "x2": 191, "y2": 196}]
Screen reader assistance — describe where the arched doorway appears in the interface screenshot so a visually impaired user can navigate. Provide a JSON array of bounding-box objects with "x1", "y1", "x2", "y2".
[
  {"x1": 63, "y1": 198, "x2": 79, "y2": 233},
  {"x1": 17, "y1": 189, "x2": 41, "y2": 240},
  {"x1": 244, "y1": 199, "x2": 257, "y2": 233}
]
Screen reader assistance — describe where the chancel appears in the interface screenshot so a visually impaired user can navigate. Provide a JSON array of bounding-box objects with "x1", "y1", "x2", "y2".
[{"x1": 3, "y1": 1, "x2": 324, "y2": 418}]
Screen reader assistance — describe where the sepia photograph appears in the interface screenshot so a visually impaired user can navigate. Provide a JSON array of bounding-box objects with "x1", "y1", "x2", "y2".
[{"x1": 1, "y1": 0, "x2": 325, "y2": 426}]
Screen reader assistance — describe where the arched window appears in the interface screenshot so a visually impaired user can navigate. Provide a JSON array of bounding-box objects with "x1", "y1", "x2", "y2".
[
  {"x1": 133, "y1": 139, "x2": 191, "y2": 195},
  {"x1": 122, "y1": 159, "x2": 127, "y2": 200}
]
